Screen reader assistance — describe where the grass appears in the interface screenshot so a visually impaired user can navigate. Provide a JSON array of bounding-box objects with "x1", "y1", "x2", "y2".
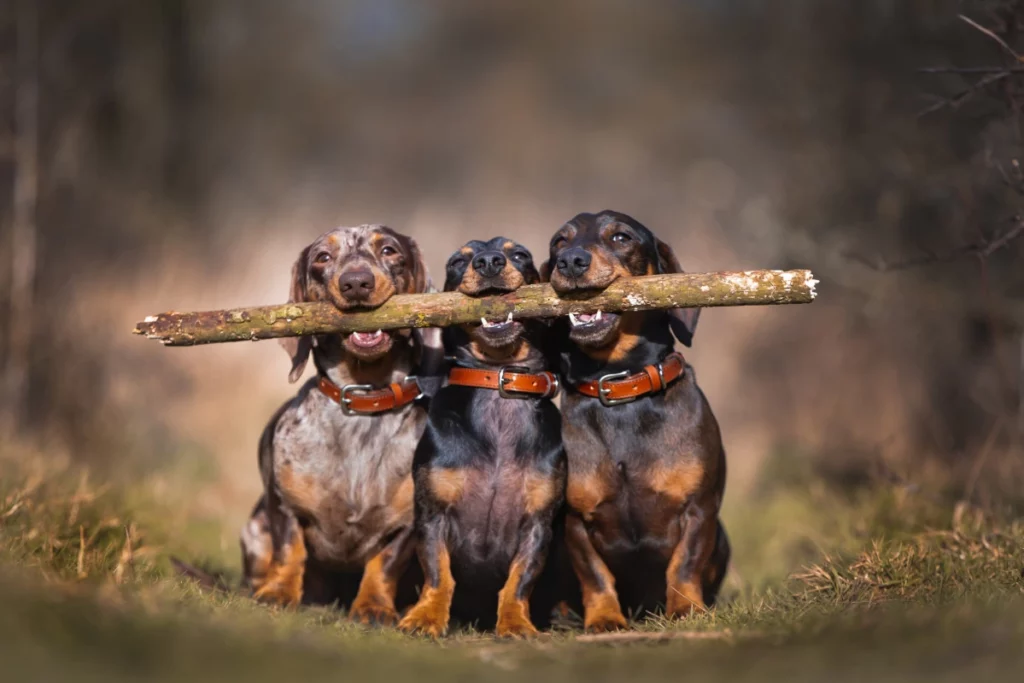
[{"x1": 1, "y1": 447, "x2": 1023, "y2": 682}]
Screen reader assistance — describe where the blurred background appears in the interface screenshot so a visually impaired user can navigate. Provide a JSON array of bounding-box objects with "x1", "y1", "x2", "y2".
[{"x1": 0, "y1": 0, "x2": 1022, "y2": 573}]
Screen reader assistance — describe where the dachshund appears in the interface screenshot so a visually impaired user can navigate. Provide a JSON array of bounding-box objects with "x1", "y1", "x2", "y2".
[
  {"x1": 543, "y1": 210, "x2": 730, "y2": 632},
  {"x1": 240, "y1": 224, "x2": 442, "y2": 626},
  {"x1": 397, "y1": 238, "x2": 566, "y2": 638}
]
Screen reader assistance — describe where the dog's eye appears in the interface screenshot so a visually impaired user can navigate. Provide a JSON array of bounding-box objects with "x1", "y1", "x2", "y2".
[
  {"x1": 314, "y1": 251, "x2": 332, "y2": 264},
  {"x1": 381, "y1": 245, "x2": 397, "y2": 257},
  {"x1": 552, "y1": 237, "x2": 567, "y2": 250},
  {"x1": 611, "y1": 232, "x2": 632, "y2": 244},
  {"x1": 448, "y1": 257, "x2": 467, "y2": 270},
  {"x1": 511, "y1": 250, "x2": 529, "y2": 263}
]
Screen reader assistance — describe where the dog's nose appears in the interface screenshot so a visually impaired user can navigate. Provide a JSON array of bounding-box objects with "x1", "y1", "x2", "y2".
[
  {"x1": 556, "y1": 247, "x2": 592, "y2": 279},
  {"x1": 472, "y1": 251, "x2": 507, "y2": 279},
  {"x1": 338, "y1": 268, "x2": 375, "y2": 301}
]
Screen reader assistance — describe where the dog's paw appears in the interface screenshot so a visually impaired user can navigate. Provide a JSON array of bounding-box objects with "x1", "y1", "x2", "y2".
[
  {"x1": 583, "y1": 594, "x2": 628, "y2": 633},
  {"x1": 665, "y1": 582, "x2": 705, "y2": 619},
  {"x1": 496, "y1": 617, "x2": 540, "y2": 639},
  {"x1": 584, "y1": 614, "x2": 628, "y2": 633},
  {"x1": 349, "y1": 600, "x2": 399, "y2": 627},
  {"x1": 252, "y1": 578, "x2": 303, "y2": 607},
  {"x1": 398, "y1": 606, "x2": 449, "y2": 639}
]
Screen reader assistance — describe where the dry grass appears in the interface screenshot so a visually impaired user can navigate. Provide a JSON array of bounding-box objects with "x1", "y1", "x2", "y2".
[{"x1": 1, "y1": 446, "x2": 1023, "y2": 682}]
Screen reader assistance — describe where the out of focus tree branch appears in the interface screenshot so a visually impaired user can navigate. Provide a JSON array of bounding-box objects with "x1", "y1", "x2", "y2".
[
  {"x1": 2, "y1": 0, "x2": 39, "y2": 434},
  {"x1": 846, "y1": 218, "x2": 1024, "y2": 272}
]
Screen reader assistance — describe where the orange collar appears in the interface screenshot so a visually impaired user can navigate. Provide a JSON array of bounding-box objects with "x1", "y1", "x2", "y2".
[
  {"x1": 318, "y1": 375, "x2": 422, "y2": 416},
  {"x1": 447, "y1": 365, "x2": 559, "y2": 399},
  {"x1": 573, "y1": 352, "x2": 686, "y2": 406}
]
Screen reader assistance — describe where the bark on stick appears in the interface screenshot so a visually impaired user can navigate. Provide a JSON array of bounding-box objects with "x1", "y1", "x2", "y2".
[{"x1": 133, "y1": 269, "x2": 818, "y2": 347}]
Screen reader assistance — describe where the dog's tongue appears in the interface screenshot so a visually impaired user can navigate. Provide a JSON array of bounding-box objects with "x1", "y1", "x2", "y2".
[
  {"x1": 577, "y1": 313, "x2": 596, "y2": 322},
  {"x1": 350, "y1": 330, "x2": 385, "y2": 347}
]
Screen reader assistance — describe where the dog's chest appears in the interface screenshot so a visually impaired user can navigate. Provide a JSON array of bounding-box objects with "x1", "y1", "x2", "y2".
[{"x1": 272, "y1": 393, "x2": 425, "y2": 565}]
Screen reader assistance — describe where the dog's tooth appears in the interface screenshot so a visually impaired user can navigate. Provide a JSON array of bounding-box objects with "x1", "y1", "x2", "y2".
[
  {"x1": 506, "y1": 312, "x2": 513, "y2": 324},
  {"x1": 569, "y1": 312, "x2": 579, "y2": 326},
  {"x1": 595, "y1": 310, "x2": 602, "y2": 321},
  {"x1": 481, "y1": 317, "x2": 488, "y2": 327}
]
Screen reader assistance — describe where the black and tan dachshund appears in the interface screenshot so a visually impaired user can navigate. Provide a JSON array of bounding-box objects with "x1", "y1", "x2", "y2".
[
  {"x1": 543, "y1": 210, "x2": 730, "y2": 632},
  {"x1": 398, "y1": 238, "x2": 566, "y2": 638}
]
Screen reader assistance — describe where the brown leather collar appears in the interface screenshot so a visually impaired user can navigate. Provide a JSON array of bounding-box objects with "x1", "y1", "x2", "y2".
[
  {"x1": 574, "y1": 352, "x2": 686, "y2": 406},
  {"x1": 318, "y1": 376, "x2": 422, "y2": 416},
  {"x1": 447, "y1": 365, "x2": 559, "y2": 399}
]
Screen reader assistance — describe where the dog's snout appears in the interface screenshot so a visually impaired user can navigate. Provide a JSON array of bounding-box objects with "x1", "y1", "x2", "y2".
[
  {"x1": 556, "y1": 247, "x2": 592, "y2": 279},
  {"x1": 472, "y1": 251, "x2": 507, "y2": 279},
  {"x1": 338, "y1": 268, "x2": 375, "y2": 301}
]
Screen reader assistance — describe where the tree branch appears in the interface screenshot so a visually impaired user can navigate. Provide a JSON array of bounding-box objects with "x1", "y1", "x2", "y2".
[
  {"x1": 133, "y1": 270, "x2": 818, "y2": 347},
  {"x1": 846, "y1": 218, "x2": 1024, "y2": 272}
]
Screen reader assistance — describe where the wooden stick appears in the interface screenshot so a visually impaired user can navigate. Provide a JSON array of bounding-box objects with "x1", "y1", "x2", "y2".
[{"x1": 133, "y1": 269, "x2": 818, "y2": 347}]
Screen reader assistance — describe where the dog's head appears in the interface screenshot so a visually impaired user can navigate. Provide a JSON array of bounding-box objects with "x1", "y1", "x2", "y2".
[
  {"x1": 444, "y1": 237, "x2": 543, "y2": 363},
  {"x1": 543, "y1": 210, "x2": 699, "y2": 357},
  {"x1": 282, "y1": 224, "x2": 435, "y2": 381}
]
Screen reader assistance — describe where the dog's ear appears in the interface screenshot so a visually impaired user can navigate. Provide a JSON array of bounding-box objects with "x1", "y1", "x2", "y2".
[
  {"x1": 656, "y1": 238, "x2": 700, "y2": 347},
  {"x1": 401, "y1": 235, "x2": 432, "y2": 294},
  {"x1": 281, "y1": 247, "x2": 314, "y2": 383},
  {"x1": 412, "y1": 269, "x2": 444, "y2": 376},
  {"x1": 539, "y1": 259, "x2": 552, "y2": 282}
]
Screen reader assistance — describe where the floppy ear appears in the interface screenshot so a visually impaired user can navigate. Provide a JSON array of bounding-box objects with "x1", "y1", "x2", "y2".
[
  {"x1": 280, "y1": 247, "x2": 314, "y2": 383},
  {"x1": 656, "y1": 238, "x2": 700, "y2": 347},
  {"x1": 402, "y1": 235, "x2": 432, "y2": 294},
  {"x1": 411, "y1": 261, "x2": 444, "y2": 375},
  {"x1": 539, "y1": 259, "x2": 552, "y2": 282}
]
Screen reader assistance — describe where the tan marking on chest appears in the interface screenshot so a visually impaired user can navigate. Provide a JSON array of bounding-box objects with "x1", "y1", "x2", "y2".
[
  {"x1": 276, "y1": 464, "x2": 322, "y2": 514},
  {"x1": 567, "y1": 470, "x2": 613, "y2": 518},
  {"x1": 522, "y1": 471, "x2": 558, "y2": 514},
  {"x1": 429, "y1": 468, "x2": 470, "y2": 505},
  {"x1": 647, "y1": 461, "x2": 705, "y2": 502}
]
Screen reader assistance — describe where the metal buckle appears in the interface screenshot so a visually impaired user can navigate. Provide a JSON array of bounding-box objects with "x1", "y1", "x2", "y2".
[
  {"x1": 597, "y1": 370, "x2": 634, "y2": 407},
  {"x1": 656, "y1": 362, "x2": 667, "y2": 392},
  {"x1": 339, "y1": 383, "x2": 373, "y2": 416},
  {"x1": 404, "y1": 376, "x2": 425, "y2": 401},
  {"x1": 498, "y1": 365, "x2": 533, "y2": 399},
  {"x1": 547, "y1": 374, "x2": 560, "y2": 399}
]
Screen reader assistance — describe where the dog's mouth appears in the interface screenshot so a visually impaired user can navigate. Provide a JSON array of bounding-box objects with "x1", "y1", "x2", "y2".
[
  {"x1": 343, "y1": 329, "x2": 394, "y2": 359},
  {"x1": 567, "y1": 310, "x2": 620, "y2": 346},
  {"x1": 471, "y1": 312, "x2": 524, "y2": 348},
  {"x1": 458, "y1": 283, "x2": 518, "y2": 297}
]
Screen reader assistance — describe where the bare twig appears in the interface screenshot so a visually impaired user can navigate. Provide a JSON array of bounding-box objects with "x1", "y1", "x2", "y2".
[
  {"x1": 76, "y1": 525, "x2": 87, "y2": 579},
  {"x1": 847, "y1": 218, "x2": 1024, "y2": 271},
  {"x1": 959, "y1": 14, "x2": 1024, "y2": 62},
  {"x1": 917, "y1": 70, "x2": 1014, "y2": 118},
  {"x1": 113, "y1": 525, "x2": 135, "y2": 585},
  {"x1": 574, "y1": 629, "x2": 749, "y2": 644},
  {"x1": 918, "y1": 66, "x2": 1024, "y2": 74}
]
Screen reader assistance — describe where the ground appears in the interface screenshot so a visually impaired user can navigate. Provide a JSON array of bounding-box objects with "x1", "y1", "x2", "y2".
[{"x1": 1, "y1": 447, "x2": 1022, "y2": 683}]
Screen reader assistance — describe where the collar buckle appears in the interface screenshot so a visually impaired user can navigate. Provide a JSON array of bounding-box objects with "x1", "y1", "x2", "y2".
[
  {"x1": 497, "y1": 365, "x2": 534, "y2": 399},
  {"x1": 597, "y1": 370, "x2": 634, "y2": 407},
  {"x1": 403, "y1": 376, "x2": 425, "y2": 401},
  {"x1": 339, "y1": 383, "x2": 373, "y2": 416}
]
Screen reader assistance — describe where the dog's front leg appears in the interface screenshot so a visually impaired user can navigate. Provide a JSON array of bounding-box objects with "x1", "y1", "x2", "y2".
[
  {"x1": 241, "y1": 500, "x2": 307, "y2": 607},
  {"x1": 496, "y1": 515, "x2": 553, "y2": 638},
  {"x1": 397, "y1": 514, "x2": 454, "y2": 638},
  {"x1": 349, "y1": 525, "x2": 416, "y2": 626},
  {"x1": 665, "y1": 501, "x2": 717, "y2": 618},
  {"x1": 566, "y1": 514, "x2": 628, "y2": 632}
]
